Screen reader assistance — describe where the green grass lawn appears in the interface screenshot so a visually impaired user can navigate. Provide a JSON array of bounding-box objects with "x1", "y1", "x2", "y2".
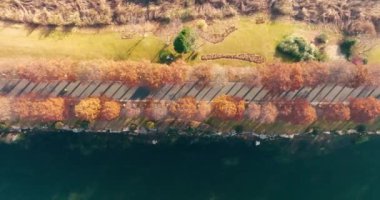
[
  {"x1": 0, "y1": 24, "x2": 166, "y2": 61},
  {"x1": 367, "y1": 45, "x2": 380, "y2": 64},
  {"x1": 197, "y1": 18, "x2": 297, "y2": 66}
]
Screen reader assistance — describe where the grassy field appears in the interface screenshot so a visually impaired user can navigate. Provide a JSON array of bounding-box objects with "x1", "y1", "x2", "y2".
[
  {"x1": 1, "y1": 18, "x2": 378, "y2": 66},
  {"x1": 197, "y1": 18, "x2": 296, "y2": 65},
  {"x1": 0, "y1": 24, "x2": 166, "y2": 61}
]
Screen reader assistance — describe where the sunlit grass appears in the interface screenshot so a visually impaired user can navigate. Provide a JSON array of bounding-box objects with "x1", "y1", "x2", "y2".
[{"x1": 0, "y1": 24, "x2": 166, "y2": 61}]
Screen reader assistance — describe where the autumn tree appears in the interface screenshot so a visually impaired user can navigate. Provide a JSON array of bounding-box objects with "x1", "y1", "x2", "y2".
[
  {"x1": 262, "y1": 63, "x2": 304, "y2": 93},
  {"x1": 192, "y1": 64, "x2": 213, "y2": 87},
  {"x1": 74, "y1": 97, "x2": 101, "y2": 121},
  {"x1": 302, "y1": 62, "x2": 329, "y2": 87},
  {"x1": 143, "y1": 100, "x2": 168, "y2": 121},
  {"x1": 168, "y1": 97, "x2": 197, "y2": 121},
  {"x1": 349, "y1": 97, "x2": 380, "y2": 123},
  {"x1": 212, "y1": 95, "x2": 245, "y2": 120},
  {"x1": 100, "y1": 100, "x2": 121, "y2": 121},
  {"x1": 195, "y1": 101, "x2": 211, "y2": 121},
  {"x1": 277, "y1": 99, "x2": 317, "y2": 125},
  {"x1": 258, "y1": 103, "x2": 278, "y2": 124},
  {"x1": 0, "y1": 97, "x2": 11, "y2": 122},
  {"x1": 12, "y1": 97, "x2": 66, "y2": 122},
  {"x1": 124, "y1": 101, "x2": 141, "y2": 118},
  {"x1": 246, "y1": 103, "x2": 261, "y2": 120},
  {"x1": 320, "y1": 103, "x2": 351, "y2": 121}
]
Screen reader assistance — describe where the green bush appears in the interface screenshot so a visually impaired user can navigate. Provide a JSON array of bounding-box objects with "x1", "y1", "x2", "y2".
[
  {"x1": 340, "y1": 38, "x2": 357, "y2": 59},
  {"x1": 276, "y1": 36, "x2": 323, "y2": 61},
  {"x1": 173, "y1": 28, "x2": 195, "y2": 54},
  {"x1": 315, "y1": 34, "x2": 328, "y2": 44},
  {"x1": 159, "y1": 49, "x2": 175, "y2": 64}
]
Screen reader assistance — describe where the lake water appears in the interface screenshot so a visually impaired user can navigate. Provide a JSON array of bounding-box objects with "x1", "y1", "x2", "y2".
[{"x1": 0, "y1": 133, "x2": 379, "y2": 200}]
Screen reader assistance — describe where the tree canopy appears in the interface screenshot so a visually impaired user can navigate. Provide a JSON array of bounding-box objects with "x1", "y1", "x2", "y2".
[{"x1": 173, "y1": 28, "x2": 195, "y2": 54}]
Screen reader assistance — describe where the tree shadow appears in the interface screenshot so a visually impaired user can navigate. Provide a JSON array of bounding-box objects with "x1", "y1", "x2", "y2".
[
  {"x1": 24, "y1": 23, "x2": 39, "y2": 36},
  {"x1": 39, "y1": 25, "x2": 57, "y2": 38}
]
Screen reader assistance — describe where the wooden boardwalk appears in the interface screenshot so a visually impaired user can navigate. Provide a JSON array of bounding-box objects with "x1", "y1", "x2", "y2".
[
  {"x1": 2, "y1": 79, "x2": 380, "y2": 133},
  {"x1": 1, "y1": 79, "x2": 379, "y2": 103}
]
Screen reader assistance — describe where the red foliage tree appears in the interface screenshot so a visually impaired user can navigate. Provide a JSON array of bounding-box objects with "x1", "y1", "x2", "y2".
[
  {"x1": 302, "y1": 62, "x2": 329, "y2": 87},
  {"x1": 262, "y1": 63, "x2": 304, "y2": 93},
  {"x1": 277, "y1": 99, "x2": 317, "y2": 125},
  {"x1": 349, "y1": 97, "x2": 380, "y2": 123},
  {"x1": 143, "y1": 100, "x2": 168, "y2": 121},
  {"x1": 246, "y1": 103, "x2": 261, "y2": 120},
  {"x1": 258, "y1": 103, "x2": 278, "y2": 124},
  {"x1": 320, "y1": 103, "x2": 351, "y2": 121}
]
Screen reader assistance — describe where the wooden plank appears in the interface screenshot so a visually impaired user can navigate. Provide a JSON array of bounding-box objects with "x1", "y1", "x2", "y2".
[
  {"x1": 347, "y1": 86, "x2": 366, "y2": 99},
  {"x1": 71, "y1": 82, "x2": 92, "y2": 98},
  {"x1": 312, "y1": 85, "x2": 336, "y2": 102},
  {"x1": 293, "y1": 87, "x2": 313, "y2": 99},
  {"x1": 235, "y1": 85, "x2": 252, "y2": 98},
  {"x1": 62, "y1": 81, "x2": 81, "y2": 97},
  {"x1": 226, "y1": 82, "x2": 244, "y2": 96},
  {"x1": 79, "y1": 81, "x2": 102, "y2": 98},
  {"x1": 112, "y1": 85, "x2": 130, "y2": 100},
  {"x1": 245, "y1": 87, "x2": 262, "y2": 102},
  {"x1": 333, "y1": 87, "x2": 354, "y2": 102},
  {"x1": 8, "y1": 79, "x2": 30, "y2": 97},
  {"x1": 305, "y1": 85, "x2": 325, "y2": 101},
  {"x1": 173, "y1": 82, "x2": 196, "y2": 99},
  {"x1": 120, "y1": 87, "x2": 138, "y2": 100},
  {"x1": 161, "y1": 84, "x2": 183, "y2": 100},
  {"x1": 202, "y1": 85, "x2": 224, "y2": 101},
  {"x1": 104, "y1": 83, "x2": 123, "y2": 98},
  {"x1": 184, "y1": 85, "x2": 202, "y2": 98},
  {"x1": 1, "y1": 79, "x2": 20, "y2": 95},
  {"x1": 39, "y1": 81, "x2": 60, "y2": 97},
  {"x1": 49, "y1": 81, "x2": 69, "y2": 97},
  {"x1": 153, "y1": 84, "x2": 173, "y2": 99},
  {"x1": 358, "y1": 86, "x2": 377, "y2": 98},
  {"x1": 21, "y1": 82, "x2": 38, "y2": 95},
  {"x1": 195, "y1": 87, "x2": 212, "y2": 100},
  {"x1": 90, "y1": 82, "x2": 113, "y2": 97},
  {"x1": 213, "y1": 82, "x2": 236, "y2": 97},
  {"x1": 253, "y1": 89, "x2": 269, "y2": 101},
  {"x1": 324, "y1": 86, "x2": 344, "y2": 102},
  {"x1": 30, "y1": 82, "x2": 49, "y2": 94}
]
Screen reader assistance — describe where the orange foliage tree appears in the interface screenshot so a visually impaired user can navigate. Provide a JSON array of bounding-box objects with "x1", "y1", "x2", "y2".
[
  {"x1": 168, "y1": 97, "x2": 197, "y2": 121},
  {"x1": 192, "y1": 64, "x2": 213, "y2": 87},
  {"x1": 100, "y1": 100, "x2": 121, "y2": 121},
  {"x1": 349, "y1": 97, "x2": 380, "y2": 123},
  {"x1": 12, "y1": 97, "x2": 66, "y2": 121},
  {"x1": 320, "y1": 103, "x2": 351, "y2": 121},
  {"x1": 74, "y1": 97, "x2": 101, "y2": 121},
  {"x1": 212, "y1": 95, "x2": 245, "y2": 120}
]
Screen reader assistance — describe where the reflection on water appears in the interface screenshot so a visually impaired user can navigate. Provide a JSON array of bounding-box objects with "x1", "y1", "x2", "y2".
[{"x1": 0, "y1": 133, "x2": 378, "y2": 200}]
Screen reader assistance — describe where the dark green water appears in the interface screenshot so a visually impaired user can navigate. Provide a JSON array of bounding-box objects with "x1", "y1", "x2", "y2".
[{"x1": 0, "y1": 133, "x2": 379, "y2": 200}]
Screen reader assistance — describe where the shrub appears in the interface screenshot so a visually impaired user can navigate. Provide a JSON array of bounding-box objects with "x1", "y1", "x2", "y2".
[
  {"x1": 173, "y1": 28, "x2": 196, "y2": 54},
  {"x1": 159, "y1": 49, "x2": 175, "y2": 64},
  {"x1": 340, "y1": 38, "x2": 357, "y2": 59},
  {"x1": 315, "y1": 34, "x2": 328, "y2": 44},
  {"x1": 276, "y1": 36, "x2": 323, "y2": 61}
]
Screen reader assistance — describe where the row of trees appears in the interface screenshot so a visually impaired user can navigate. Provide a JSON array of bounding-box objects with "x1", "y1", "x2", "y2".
[
  {"x1": 3, "y1": 58, "x2": 378, "y2": 91},
  {"x1": 1, "y1": 96, "x2": 379, "y2": 125}
]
